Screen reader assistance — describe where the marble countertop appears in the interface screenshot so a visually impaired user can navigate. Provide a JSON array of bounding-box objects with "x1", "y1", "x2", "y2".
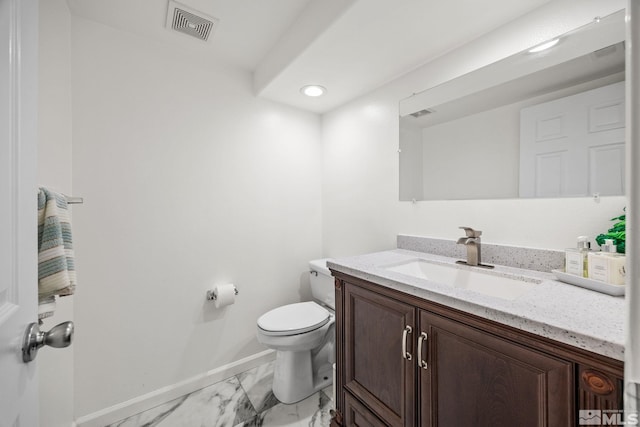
[{"x1": 327, "y1": 249, "x2": 624, "y2": 361}]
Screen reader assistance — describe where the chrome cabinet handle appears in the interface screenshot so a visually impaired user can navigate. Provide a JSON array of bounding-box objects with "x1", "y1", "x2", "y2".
[
  {"x1": 417, "y1": 332, "x2": 428, "y2": 369},
  {"x1": 402, "y1": 325, "x2": 412, "y2": 360}
]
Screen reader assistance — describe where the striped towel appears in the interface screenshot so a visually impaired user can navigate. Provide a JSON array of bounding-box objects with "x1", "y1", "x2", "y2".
[{"x1": 38, "y1": 187, "x2": 77, "y2": 319}]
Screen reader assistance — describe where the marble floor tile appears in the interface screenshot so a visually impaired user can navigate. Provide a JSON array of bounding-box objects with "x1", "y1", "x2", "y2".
[
  {"x1": 236, "y1": 360, "x2": 279, "y2": 414},
  {"x1": 108, "y1": 360, "x2": 333, "y2": 427},
  {"x1": 109, "y1": 376, "x2": 256, "y2": 427},
  {"x1": 240, "y1": 390, "x2": 332, "y2": 427},
  {"x1": 322, "y1": 385, "x2": 333, "y2": 403}
]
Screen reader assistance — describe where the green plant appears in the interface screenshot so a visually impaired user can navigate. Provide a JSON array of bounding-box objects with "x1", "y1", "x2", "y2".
[{"x1": 595, "y1": 208, "x2": 626, "y2": 253}]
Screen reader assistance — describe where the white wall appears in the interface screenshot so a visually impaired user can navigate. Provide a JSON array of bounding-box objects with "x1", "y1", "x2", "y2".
[
  {"x1": 37, "y1": 1, "x2": 74, "y2": 426},
  {"x1": 70, "y1": 16, "x2": 322, "y2": 418},
  {"x1": 322, "y1": 0, "x2": 627, "y2": 258},
  {"x1": 421, "y1": 104, "x2": 520, "y2": 200},
  {"x1": 398, "y1": 120, "x2": 423, "y2": 201}
]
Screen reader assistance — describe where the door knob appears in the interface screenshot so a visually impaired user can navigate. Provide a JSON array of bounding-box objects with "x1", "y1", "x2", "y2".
[{"x1": 22, "y1": 321, "x2": 74, "y2": 363}]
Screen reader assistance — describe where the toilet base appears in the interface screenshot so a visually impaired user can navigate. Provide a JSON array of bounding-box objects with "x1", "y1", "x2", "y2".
[{"x1": 272, "y1": 350, "x2": 333, "y2": 404}]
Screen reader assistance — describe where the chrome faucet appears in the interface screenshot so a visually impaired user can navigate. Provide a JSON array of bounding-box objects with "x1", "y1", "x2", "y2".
[{"x1": 456, "y1": 227, "x2": 493, "y2": 269}]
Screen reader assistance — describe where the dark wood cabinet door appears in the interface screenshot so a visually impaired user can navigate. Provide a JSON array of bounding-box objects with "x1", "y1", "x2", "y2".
[
  {"x1": 344, "y1": 392, "x2": 388, "y2": 427},
  {"x1": 343, "y1": 282, "x2": 416, "y2": 426},
  {"x1": 419, "y1": 310, "x2": 574, "y2": 427}
]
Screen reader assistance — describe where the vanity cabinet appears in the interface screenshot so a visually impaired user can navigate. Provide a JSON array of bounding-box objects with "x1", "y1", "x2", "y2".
[
  {"x1": 419, "y1": 310, "x2": 572, "y2": 426},
  {"x1": 341, "y1": 280, "x2": 416, "y2": 426},
  {"x1": 331, "y1": 272, "x2": 623, "y2": 427}
]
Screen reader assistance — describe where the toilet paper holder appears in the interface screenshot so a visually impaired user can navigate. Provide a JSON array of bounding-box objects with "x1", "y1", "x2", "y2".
[{"x1": 206, "y1": 286, "x2": 239, "y2": 301}]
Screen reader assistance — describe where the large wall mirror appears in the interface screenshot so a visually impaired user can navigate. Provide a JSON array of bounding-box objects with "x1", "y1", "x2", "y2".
[{"x1": 399, "y1": 10, "x2": 626, "y2": 202}]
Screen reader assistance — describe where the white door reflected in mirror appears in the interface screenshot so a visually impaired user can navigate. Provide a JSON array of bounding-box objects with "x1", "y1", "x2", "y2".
[{"x1": 519, "y1": 81, "x2": 625, "y2": 198}]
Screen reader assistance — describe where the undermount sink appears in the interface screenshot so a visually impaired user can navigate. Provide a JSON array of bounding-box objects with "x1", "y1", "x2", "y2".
[{"x1": 383, "y1": 259, "x2": 540, "y2": 300}]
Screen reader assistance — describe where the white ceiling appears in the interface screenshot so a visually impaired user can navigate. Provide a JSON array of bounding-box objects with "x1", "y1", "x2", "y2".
[{"x1": 66, "y1": 0, "x2": 552, "y2": 114}]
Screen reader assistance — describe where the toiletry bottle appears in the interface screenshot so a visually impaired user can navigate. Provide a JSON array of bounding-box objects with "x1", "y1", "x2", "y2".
[
  {"x1": 605, "y1": 239, "x2": 626, "y2": 285},
  {"x1": 588, "y1": 248, "x2": 606, "y2": 282},
  {"x1": 565, "y1": 236, "x2": 591, "y2": 277},
  {"x1": 589, "y1": 239, "x2": 626, "y2": 285}
]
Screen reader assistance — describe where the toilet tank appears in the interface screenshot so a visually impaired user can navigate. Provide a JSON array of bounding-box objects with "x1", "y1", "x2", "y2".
[{"x1": 309, "y1": 258, "x2": 335, "y2": 310}]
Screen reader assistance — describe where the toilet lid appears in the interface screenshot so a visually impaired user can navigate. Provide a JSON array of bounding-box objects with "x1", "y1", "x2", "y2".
[{"x1": 258, "y1": 301, "x2": 330, "y2": 336}]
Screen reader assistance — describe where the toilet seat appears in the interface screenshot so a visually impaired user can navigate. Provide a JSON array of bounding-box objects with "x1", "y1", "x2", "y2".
[{"x1": 258, "y1": 301, "x2": 330, "y2": 336}]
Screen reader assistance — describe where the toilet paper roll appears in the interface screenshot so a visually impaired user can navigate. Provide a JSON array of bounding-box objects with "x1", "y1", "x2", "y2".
[{"x1": 213, "y1": 284, "x2": 236, "y2": 308}]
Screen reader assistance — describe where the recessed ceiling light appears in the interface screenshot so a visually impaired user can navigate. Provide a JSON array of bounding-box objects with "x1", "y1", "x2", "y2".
[
  {"x1": 528, "y1": 38, "x2": 560, "y2": 53},
  {"x1": 300, "y1": 85, "x2": 327, "y2": 97}
]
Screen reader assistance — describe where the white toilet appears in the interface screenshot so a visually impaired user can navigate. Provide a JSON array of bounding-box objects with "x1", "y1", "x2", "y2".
[{"x1": 256, "y1": 258, "x2": 335, "y2": 404}]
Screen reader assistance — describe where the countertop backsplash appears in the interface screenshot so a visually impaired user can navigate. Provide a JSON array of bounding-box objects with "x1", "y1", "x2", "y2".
[{"x1": 397, "y1": 234, "x2": 565, "y2": 273}]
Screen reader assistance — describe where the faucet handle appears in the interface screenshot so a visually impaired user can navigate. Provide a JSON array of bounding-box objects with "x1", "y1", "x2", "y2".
[{"x1": 459, "y1": 226, "x2": 482, "y2": 238}]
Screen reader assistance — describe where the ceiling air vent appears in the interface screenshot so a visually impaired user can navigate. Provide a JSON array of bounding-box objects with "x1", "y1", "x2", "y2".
[
  {"x1": 592, "y1": 42, "x2": 623, "y2": 59},
  {"x1": 166, "y1": 1, "x2": 219, "y2": 42},
  {"x1": 410, "y1": 109, "x2": 435, "y2": 118}
]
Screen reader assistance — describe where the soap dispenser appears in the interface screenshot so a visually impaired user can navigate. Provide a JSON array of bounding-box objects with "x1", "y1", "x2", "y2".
[
  {"x1": 565, "y1": 236, "x2": 591, "y2": 277},
  {"x1": 588, "y1": 239, "x2": 626, "y2": 285}
]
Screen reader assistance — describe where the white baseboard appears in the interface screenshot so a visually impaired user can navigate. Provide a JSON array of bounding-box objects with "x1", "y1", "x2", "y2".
[{"x1": 74, "y1": 349, "x2": 275, "y2": 427}]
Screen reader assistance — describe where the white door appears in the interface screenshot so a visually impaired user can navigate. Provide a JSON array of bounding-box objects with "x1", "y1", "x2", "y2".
[
  {"x1": 520, "y1": 81, "x2": 626, "y2": 198},
  {"x1": 0, "y1": 0, "x2": 39, "y2": 426}
]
